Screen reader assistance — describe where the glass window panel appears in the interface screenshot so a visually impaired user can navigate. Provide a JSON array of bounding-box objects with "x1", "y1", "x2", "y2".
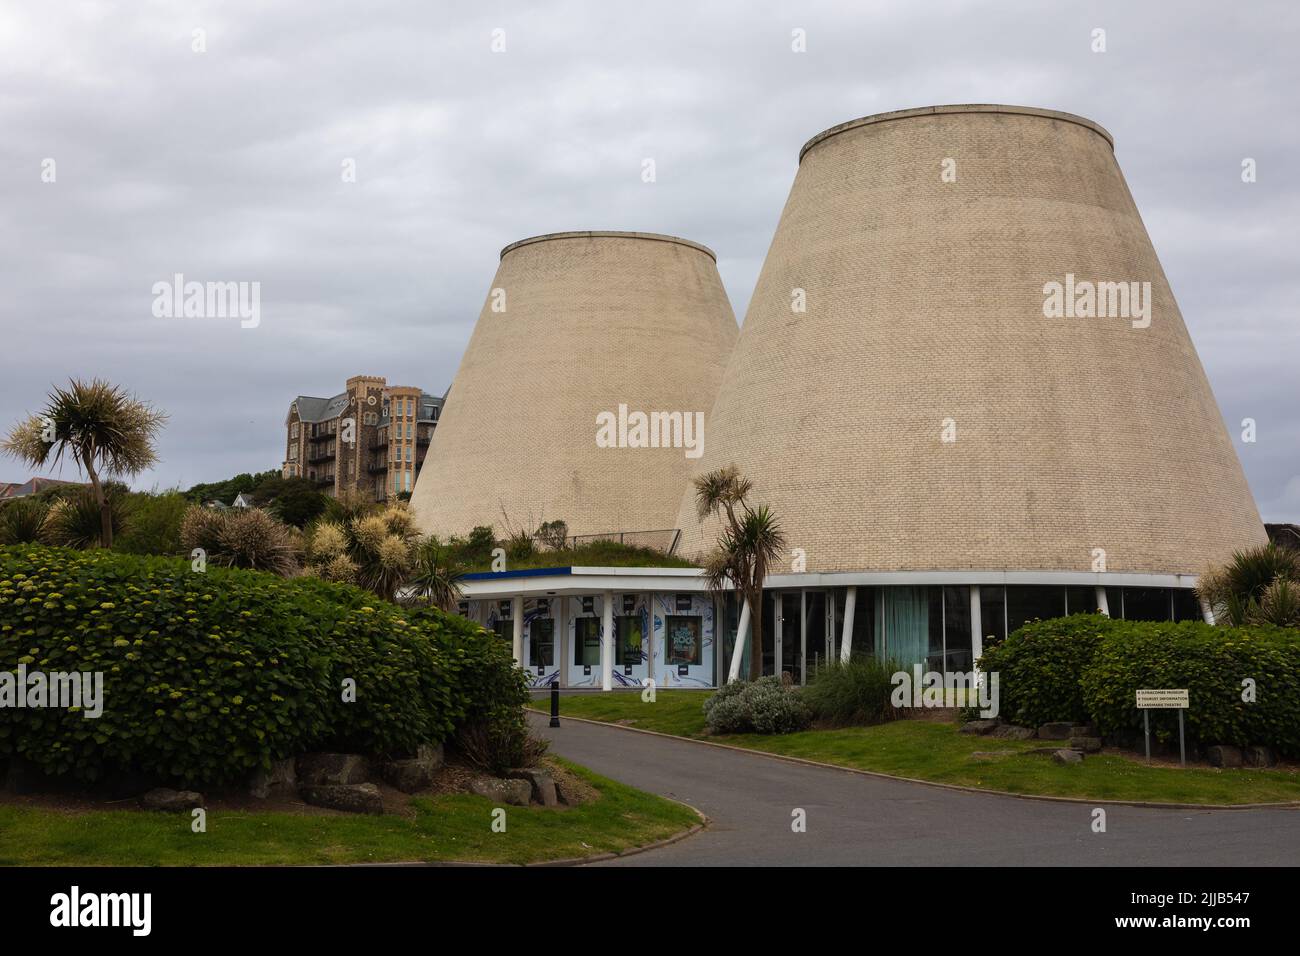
[
  {"x1": 1006, "y1": 586, "x2": 1064, "y2": 634},
  {"x1": 574, "y1": 617, "x2": 601, "y2": 665},
  {"x1": 943, "y1": 585, "x2": 972, "y2": 672},
  {"x1": 529, "y1": 619, "x2": 554, "y2": 667},
  {"x1": 1173, "y1": 589, "x2": 1203, "y2": 622},
  {"x1": 1065, "y1": 586, "x2": 1096, "y2": 615},
  {"x1": 979, "y1": 585, "x2": 1007, "y2": 645},
  {"x1": 615, "y1": 615, "x2": 643, "y2": 666},
  {"x1": 664, "y1": 615, "x2": 703, "y2": 666},
  {"x1": 803, "y1": 591, "x2": 827, "y2": 679},
  {"x1": 1123, "y1": 588, "x2": 1171, "y2": 622}
]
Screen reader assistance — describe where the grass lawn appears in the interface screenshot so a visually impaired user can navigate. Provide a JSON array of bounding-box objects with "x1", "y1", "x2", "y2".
[
  {"x1": 0, "y1": 759, "x2": 698, "y2": 866},
  {"x1": 529, "y1": 691, "x2": 1300, "y2": 806}
]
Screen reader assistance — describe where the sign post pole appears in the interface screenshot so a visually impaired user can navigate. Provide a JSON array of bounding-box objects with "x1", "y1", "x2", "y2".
[{"x1": 1136, "y1": 689, "x2": 1189, "y2": 768}]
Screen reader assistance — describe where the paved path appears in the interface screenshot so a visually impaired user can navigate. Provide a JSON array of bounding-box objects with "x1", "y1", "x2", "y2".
[{"x1": 530, "y1": 713, "x2": 1300, "y2": 866}]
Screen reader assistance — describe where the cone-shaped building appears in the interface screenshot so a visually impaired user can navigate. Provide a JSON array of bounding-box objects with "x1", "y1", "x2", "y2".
[
  {"x1": 674, "y1": 104, "x2": 1266, "y2": 577},
  {"x1": 411, "y1": 231, "x2": 737, "y2": 542}
]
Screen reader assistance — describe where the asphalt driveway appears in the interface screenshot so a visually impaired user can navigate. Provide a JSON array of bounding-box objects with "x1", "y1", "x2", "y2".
[{"x1": 530, "y1": 712, "x2": 1300, "y2": 866}]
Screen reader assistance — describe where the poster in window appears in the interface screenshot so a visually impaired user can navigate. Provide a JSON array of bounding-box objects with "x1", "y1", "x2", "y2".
[{"x1": 665, "y1": 615, "x2": 702, "y2": 666}]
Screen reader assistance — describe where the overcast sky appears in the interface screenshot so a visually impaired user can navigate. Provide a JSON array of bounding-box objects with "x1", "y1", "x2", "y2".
[{"x1": 1, "y1": 0, "x2": 1296, "y2": 519}]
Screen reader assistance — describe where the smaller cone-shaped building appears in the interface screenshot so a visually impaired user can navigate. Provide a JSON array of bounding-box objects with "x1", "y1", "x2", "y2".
[
  {"x1": 674, "y1": 105, "x2": 1265, "y2": 575},
  {"x1": 411, "y1": 231, "x2": 737, "y2": 541}
]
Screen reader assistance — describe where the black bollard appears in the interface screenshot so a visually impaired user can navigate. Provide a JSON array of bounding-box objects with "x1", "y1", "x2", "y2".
[{"x1": 549, "y1": 683, "x2": 561, "y2": 727}]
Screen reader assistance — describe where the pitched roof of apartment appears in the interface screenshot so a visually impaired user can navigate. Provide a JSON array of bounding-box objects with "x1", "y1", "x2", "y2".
[{"x1": 292, "y1": 391, "x2": 444, "y2": 424}]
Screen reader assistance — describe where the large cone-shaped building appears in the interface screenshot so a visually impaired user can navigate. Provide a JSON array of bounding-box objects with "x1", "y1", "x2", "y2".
[
  {"x1": 412, "y1": 231, "x2": 737, "y2": 541},
  {"x1": 674, "y1": 105, "x2": 1265, "y2": 575}
]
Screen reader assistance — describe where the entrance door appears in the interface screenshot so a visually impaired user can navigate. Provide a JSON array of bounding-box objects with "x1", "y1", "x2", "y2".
[
  {"x1": 523, "y1": 598, "x2": 559, "y2": 688},
  {"x1": 778, "y1": 593, "x2": 800, "y2": 682},
  {"x1": 802, "y1": 591, "x2": 827, "y2": 684}
]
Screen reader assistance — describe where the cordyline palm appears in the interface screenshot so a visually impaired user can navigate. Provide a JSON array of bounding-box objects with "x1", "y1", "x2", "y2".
[
  {"x1": 406, "y1": 537, "x2": 466, "y2": 612},
  {"x1": 694, "y1": 465, "x2": 785, "y2": 681},
  {"x1": 2, "y1": 379, "x2": 166, "y2": 548}
]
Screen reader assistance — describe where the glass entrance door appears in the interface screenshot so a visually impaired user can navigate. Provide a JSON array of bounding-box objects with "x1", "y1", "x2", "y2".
[{"x1": 802, "y1": 591, "x2": 827, "y2": 684}]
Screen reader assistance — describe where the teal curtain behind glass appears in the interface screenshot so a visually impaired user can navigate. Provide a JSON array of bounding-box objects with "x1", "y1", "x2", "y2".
[{"x1": 878, "y1": 586, "x2": 929, "y2": 668}]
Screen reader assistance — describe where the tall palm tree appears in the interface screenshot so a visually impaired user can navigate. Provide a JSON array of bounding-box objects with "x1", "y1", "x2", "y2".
[
  {"x1": 693, "y1": 465, "x2": 785, "y2": 681},
  {"x1": 2, "y1": 379, "x2": 166, "y2": 548}
]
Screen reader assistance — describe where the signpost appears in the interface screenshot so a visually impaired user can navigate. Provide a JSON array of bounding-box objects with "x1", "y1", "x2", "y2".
[{"x1": 1136, "y1": 689, "x2": 1189, "y2": 766}]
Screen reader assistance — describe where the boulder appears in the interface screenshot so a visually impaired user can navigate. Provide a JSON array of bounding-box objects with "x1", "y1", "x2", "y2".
[
  {"x1": 469, "y1": 776, "x2": 532, "y2": 806},
  {"x1": 248, "y1": 757, "x2": 296, "y2": 800},
  {"x1": 417, "y1": 742, "x2": 445, "y2": 768},
  {"x1": 297, "y1": 753, "x2": 370, "y2": 786},
  {"x1": 1052, "y1": 749, "x2": 1084, "y2": 765},
  {"x1": 1206, "y1": 745, "x2": 1243, "y2": 768},
  {"x1": 958, "y1": 719, "x2": 1000, "y2": 735},
  {"x1": 1070, "y1": 736, "x2": 1103, "y2": 753},
  {"x1": 506, "y1": 768, "x2": 558, "y2": 807},
  {"x1": 301, "y1": 783, "x2": 383, "y2": 815},
  {"x1": 1036, "y1": 722, "x2": 1073, "y2": 740},
  {"x1": 142, "y1": 788, "x2": 205, "y2": 812},
  {"x1": 382, "y1": 758, "x2": 436, "y2": 794},
  {"x1": 1243, "y1": 745, "x2": 1277, "y2": 768},
  {"x1": 991, "y1": 724, "x2": 1036, "y2": 740}
]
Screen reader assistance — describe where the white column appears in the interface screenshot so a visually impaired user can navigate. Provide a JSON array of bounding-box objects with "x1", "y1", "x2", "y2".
[
  {"x1": 556, "y1": 596, "x2": 569, "y2": 689},
  {"x1": 510, "y1": 595, "x2": 524, "y2": 667},
  {"x1": 969, "y1": 585, "x2": 983, "y2": 675},
  {"x1": 601, "y1": 590, "x2": 614, "y2": 691},
  {"x1": 1199, "y1": 597, "x2": 1216, "y2": 625},
  {"x1": 727, "y1": 595, "x2": 751, "y2": 683},
  {"x1": 839, "y1": 587, "x2": 857, "y2": 663},
  {"x1": 1094, "y1": 585, "x2": 1110, "y2": 617}
]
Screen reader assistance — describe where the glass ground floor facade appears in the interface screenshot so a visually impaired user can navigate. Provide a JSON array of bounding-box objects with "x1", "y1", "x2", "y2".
[{"x1": 458, "y1": 570, "x2": 1206, "y2": 689}]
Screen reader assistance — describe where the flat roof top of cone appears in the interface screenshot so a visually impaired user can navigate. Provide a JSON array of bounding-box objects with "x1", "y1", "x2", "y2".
[
  {"x1": 500, "y1": 230, "x2": 717, "y2": 262},
  {"x1": 799, "y1": 104, "x2": 1114, "y2": 163}
]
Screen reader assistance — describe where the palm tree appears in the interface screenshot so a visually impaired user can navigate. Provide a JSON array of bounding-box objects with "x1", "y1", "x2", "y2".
[
  {"x1": 2, "y1": 379, "x2": 166, "y2": 549},
  {"x1": 405, "y1": 537, "x2": 466, "y2": 612},
  {"x1": 693, "y1": 465, "x2": 785, "y2": 681}
]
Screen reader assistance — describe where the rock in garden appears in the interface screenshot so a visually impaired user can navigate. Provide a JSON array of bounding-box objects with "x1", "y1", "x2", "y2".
[
  {"x1": 1052, "y1": 749, "x2": 1084, "y2": 765},
  {"x1": 381, "y1": 758, "x2": 436, "y2": 794},
  {"x1": 1036, "y1": 722, "x2": 1073, "y2": 740},
  {"x1": 1070, "y1": 736, "x2": 1103, "y2": 753},
  {"x1": 417, "y1": 742, "x2": 445, "y2": 768},
  {"x1": 1243, "y1": 745, "x2": 1277, "y2": 768},
  {"x1": 1206, "y1": 745, "x2": 1243, "y2": 768},
  {"x1": 296, "y1": 752, "x2": 371, "y2": 786},
  {"x1": 506, "y1": 768, "x2": 558, "y2": 807},
  {"x1": 991, "y1": 724, "x2": 1036, "y2": 740},
  {"x1": 142, "y1": 788, "x2": 205, "y2": 812},
  {"x1": 959, "y1": 719, "x2": 1000, "y2": 735},
  {"x1": 300, "y1": 783, "x2": 384, "y2": 815},
  {"x1": 248, "y1": 757, "x2": 296, "y2": 799},
  {"x1": 469, "y1": 776, "x2": 532, "y2": 806}
]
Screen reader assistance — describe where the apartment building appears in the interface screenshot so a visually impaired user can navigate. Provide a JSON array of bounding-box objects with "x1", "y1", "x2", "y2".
[{"x1": 282, "y1": 375, "x2": 444, "y2": 501}]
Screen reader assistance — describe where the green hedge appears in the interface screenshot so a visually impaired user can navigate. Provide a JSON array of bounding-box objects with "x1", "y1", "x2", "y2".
[
  {"x1": 0, "y1": 545, "x2": 525, "y2": 786},
  {"x1": 978, "y1": 614, "x2": 1300, "y2": 756},
  {"x1": 1080, "y1": 621, "x2": 1300, "y2": 756},
  {"x1": 976, "y1": 615, "x2": 1110, "y2": 727}
]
